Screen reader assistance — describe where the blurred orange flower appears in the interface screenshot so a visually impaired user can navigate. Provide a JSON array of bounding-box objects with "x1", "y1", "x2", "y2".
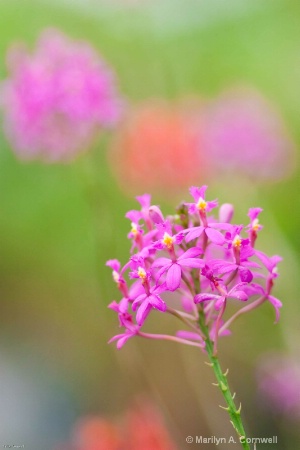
[
  {"x1": 56, "y1": 399, "x2": 177, "y2": 450},
  {"x1": 126, "y1": 401, "x2": 177, "y2": 450},
  {"x1": 109, "y1": 101, "x2": 206, "y2": 197},
  {"x1": 73, "y1": 418, "x2": 121, "y2": 450}
]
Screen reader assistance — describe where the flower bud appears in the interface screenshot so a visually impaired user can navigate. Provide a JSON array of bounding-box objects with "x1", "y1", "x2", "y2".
[
  {"x1": 219, "y1": 203, "x2": 234, "y2": 223},
  {"x1": 148, "y1": 205, "x2": 164, "y2": 224}
]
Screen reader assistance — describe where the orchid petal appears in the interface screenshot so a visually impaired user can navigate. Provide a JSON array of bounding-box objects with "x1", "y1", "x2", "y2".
[
  {"x1": 194, "y1": 293, "x2": 220, "y2": 303},
  {"x1": 189, "y1": 185, "x2": 207, "y2": 202},
  {"x1": 230, "y1": 291, "x2": 248, "y2": 301},
  {"x1": 255, "y1": 250, "x2": 282, "y2": 272},
  {"x1": 116, "y1": 334, "x2": 133, "y2": 349},
  {"x1": 178, "y1": 247, "x2": 203, "y2": 260},
  {"x1": 206, "y1": 199, "x2": 218, "y2": 212},
  {"x1": 248, "y1": 207, "x2": 263, "y2": 222},
  {"x1": 119, "y1": 297, "x2": 129, "y2": 313},
  {"x1": 185, "y1": 226, "x2": 204, "y2": 243},
  {"x1": 125, "y1": 210, "x2": 142, "y2": 223},
  {"x1": 179, "y1": 258, "x2": 205, "y2": 268},
  {"x1": 215, "y1": 297, "x2": 225, "y2": 310},
  {"x1": 181, "y1": 296, "x2": 194, "y2": 313},
  {"x1": 152, "y1": 282, "x2": 167, "y2": 295},
  {"x1": 152, "y1": 257, "x2": 172, "y2": 268},
  {"x1": 132, "y1": 294, "x2": 147, "y2": 310},
  {"x1": 210, "y1": 222, "x2": 233, "y2": 231},
  {"x1": 205, "y1": 227, "x2": 224, "y2": 244},
  {"x1": 244, "y1": 283, "x2": 265, "y2": 296},
  {"x1": 129, "y1": 280, "x2": 144, "y2": 299},
  {"x1": 174, "y1": 232, "x2": 185, "y2": 245},
  {"x1": 166, "y1": 264, "x2": 182, "y2": 291},
  {"x1": 268, "y1": 295, "x2": 282, "y2": 323},
  {"x1": 106, "y1": 259, "x2": 121, "y2": 272},
  {"x1": 149, "y1": 294, "x2": 166, "y2": 312},
  {"x1": 136, "y1": 300, "x2": 152, "y2": 326},
  {"x1": 242, "y1": 260, "x2": 261, "y2": 269},
  {"x1": 156, "y1": 265, "x2": 169, "y2": 282},
  {"x1": 211, "y1": 261, "x2": 237, "y2": 274},
  {"x1": 176, "y1": 330, "x2": 203, "y2": 342},
  {"x1": 108, "y1": 301, "x2": 119, "y2": 312},
  {"x1": 136, "y1": 194, "x2": 151, "y2": 208}
]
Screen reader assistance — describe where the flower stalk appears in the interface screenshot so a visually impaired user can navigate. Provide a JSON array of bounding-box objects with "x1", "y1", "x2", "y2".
[{"x1": 198, "y1": 309, "x2": 250, "y2": 450}]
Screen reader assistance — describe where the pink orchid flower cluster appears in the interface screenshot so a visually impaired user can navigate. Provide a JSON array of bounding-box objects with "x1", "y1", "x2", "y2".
[{"x1": 107, "y1": 186, "x2": 282, "y2": 354}]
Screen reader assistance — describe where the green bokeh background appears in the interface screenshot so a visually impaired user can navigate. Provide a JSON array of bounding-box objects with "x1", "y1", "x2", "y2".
[{"x1": 0, "y1": 1, "x2": 299, "y2": 449}]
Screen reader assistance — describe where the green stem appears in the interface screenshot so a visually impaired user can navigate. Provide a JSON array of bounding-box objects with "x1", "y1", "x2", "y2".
[{"x1": 198, "y1": 310, "x2": 250, "y2": 450}]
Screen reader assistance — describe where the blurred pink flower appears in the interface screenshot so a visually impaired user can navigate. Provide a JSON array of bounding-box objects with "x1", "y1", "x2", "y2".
[
  {"x1": 1, "y1": 28, "x2": 122, "y2": 162},
  {"x1": 202, "y1": 87, "x2": 295, "y2": 181},
  {"x1": 257, "y1": 354, "x2": 300, "y2": 420},
  {"x1": 109, "y1": 101, "x2": 207, "y2": 196}
]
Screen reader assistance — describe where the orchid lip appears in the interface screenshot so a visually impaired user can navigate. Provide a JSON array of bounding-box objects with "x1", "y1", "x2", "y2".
[
  {"x1": 131, "y1": 222, "x2": 139, "y2": 235},
  {"x1": 162, "y1": 232, "x2": 174, "y2": 249},
  {"x1": 232, "y1": 235, "x2": 242, "y2": 248},
  {"x1": 137, "y1": 266, "x2": 147, "y2": 280},
  {"x1": 196, "y1": 197, "x2": 207, "y2": 211},
  {"x1": 112, "y1": 270, "x2": 120, "y2": 283},
  {"x1": 252, "y1": 218, "x2": 260, "y2": 231}
]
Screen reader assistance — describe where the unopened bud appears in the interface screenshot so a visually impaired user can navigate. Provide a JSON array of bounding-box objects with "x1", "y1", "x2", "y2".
[
  {"x1": 149, "y1": 205, "x2": 164, "y2": 224},
  {"x1": 219, "y1": 203, "x2": 234, "y2": 223}
]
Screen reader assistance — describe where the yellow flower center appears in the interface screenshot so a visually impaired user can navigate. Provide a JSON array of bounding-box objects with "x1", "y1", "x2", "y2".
[
  {"x1": 137, "y1": 267, "x2": 147, "y2": 280},
  {"x1": 233, "y1": 235, "x2": 242, "y2": 248},
  {"x1": 162, "y1": 232, "x2": 174, "y2": 249},
  {"x1": 131, "y1": 222, "x2": 139, "y2": 235},
  {"x1": 196, "y1": 197, "x2": 207, "y2": 211}
]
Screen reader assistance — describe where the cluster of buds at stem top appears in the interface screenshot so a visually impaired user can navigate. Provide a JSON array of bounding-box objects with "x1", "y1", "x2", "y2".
[{"x1": 107, "y1": 186, "x2": 282, "y2": 353}]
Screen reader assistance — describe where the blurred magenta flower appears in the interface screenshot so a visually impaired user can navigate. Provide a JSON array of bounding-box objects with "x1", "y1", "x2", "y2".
[
  {"x1": 202, "y1": 87, "x2": 295, "y2": 181},
  {"x1": 1, "y1": 29, "x2": 122, "y2": 162},
  {"x1": 257, "y1": 354, "x2": 300, "y2": 420},
  {"x1": 109, "y1": 101, "x2": 207, "y2": 196}
]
